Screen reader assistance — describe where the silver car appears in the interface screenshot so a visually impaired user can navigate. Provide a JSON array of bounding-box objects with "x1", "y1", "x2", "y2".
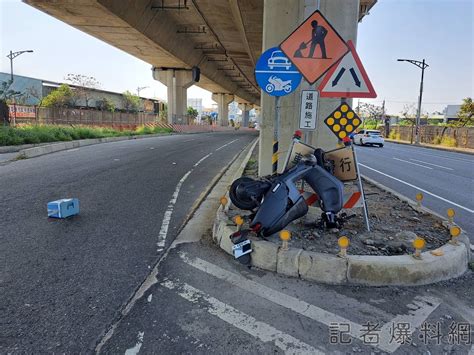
[{"x1": 353, "y1": 129, "x2": 384, "y2": 147}]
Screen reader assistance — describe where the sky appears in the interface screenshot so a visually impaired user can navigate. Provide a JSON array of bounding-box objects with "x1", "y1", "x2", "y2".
[{"x1": 0, "y1": 0, "x2": 472, "y2": 115}]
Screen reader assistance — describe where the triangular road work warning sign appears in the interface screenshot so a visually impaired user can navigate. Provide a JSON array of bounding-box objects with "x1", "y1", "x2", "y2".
[{"x1": 318, "y1": 40, "x2": 377, "y2": 98}]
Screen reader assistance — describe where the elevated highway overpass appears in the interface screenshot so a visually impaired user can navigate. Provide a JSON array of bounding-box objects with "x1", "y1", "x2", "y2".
[{"x1": 24, "y1": 0, "x2": 376, "y2": 173}]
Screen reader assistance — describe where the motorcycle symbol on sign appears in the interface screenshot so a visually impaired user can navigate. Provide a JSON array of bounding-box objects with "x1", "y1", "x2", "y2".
[{"x1": 266, "y1": 76, "x2": 292, "y2": 94}]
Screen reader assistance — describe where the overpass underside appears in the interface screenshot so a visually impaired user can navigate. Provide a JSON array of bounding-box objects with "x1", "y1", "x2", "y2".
[
  {"x1": 24, "y1": 0, "x2": 264, "y2": 123},
  {"x1": 24, "y1": 0, "x2": 376, "y2": 173}
]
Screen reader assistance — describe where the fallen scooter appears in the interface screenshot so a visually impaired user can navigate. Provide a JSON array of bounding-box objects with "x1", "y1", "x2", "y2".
[{"x1": 228, "y1": 149, "x2": 344, "y2": 263}]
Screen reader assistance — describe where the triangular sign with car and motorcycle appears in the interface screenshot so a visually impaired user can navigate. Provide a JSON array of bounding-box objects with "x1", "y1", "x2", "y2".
[{"x1": 318, "y1": 40, "x2": 377, "y2": 98}]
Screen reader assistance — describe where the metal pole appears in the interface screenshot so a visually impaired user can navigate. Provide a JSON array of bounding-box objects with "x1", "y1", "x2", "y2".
[
  {"x1": 272, "y1": 96, "x2": 281, "y2": 175},
  {"x1": 10, "y1": 51, "x2": 13, "y2": 82},
  {"x1": 415, "y1": 59, "x2": 425, "y2": 145},
  {"x1": 352, "y1": 145, "x2": 370, "y2": 232}
]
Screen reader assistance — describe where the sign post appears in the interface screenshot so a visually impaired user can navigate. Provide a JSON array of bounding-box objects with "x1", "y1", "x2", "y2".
[{"x1": 255, "y1": 47, "x2": 302, "y2": 175}]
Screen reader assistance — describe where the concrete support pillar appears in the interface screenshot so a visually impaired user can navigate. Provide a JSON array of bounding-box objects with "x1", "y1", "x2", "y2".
[
  {"x1": 212, "y1": 93, "x2": 234, "y2": 126},
  {"x1": 238, "y1": 103, "x2": 251, "y2": 127},
  {"x1": 259, "y1": 0, "x2": 359, "y2": 176},
  {"x1": 153, "y1": 68, "x2": 194, "y2": 124}
]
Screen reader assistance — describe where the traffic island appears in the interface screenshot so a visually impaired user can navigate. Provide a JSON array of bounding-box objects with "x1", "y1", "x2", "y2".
[{"x1": 212, "y1": 144, "x2": 471, "y2": 286}]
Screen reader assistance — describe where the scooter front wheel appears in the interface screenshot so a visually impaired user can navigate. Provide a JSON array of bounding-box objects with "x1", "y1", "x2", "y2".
[{"x1": 229, "y1": 177, "x2": 260, "y2": 210}]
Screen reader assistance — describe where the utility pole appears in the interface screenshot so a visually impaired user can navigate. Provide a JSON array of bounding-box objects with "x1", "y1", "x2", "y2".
[
  {"x1": 397, "y1": 58, "x2": 429, "y2": 145},
  {"x1": 6, "y1": 49, "x2": 34, "y2": 82},
  {"x1": 137, "y1": 86, "x2": 149, "y2": 97}
]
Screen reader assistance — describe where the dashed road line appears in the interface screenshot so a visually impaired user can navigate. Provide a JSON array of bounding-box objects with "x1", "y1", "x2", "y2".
[
  {"x1": 156, "y1": 150, "x2": 214, "y2": 251},
  {"x1": 409, "y1": 158, "x2": 453, "y2": 170},
  {"x1": 215, "y1": 138, "x2": 239, "y2": 151},
  {"x1": 359, "y1": 163, "x2": 474, "y2": 213},
  {"x1": 393, "y1": 157, "x2": 432, "y2": 169},
  {"x1": 162, "y1": 279, "x2": 323, "y2": 354}
]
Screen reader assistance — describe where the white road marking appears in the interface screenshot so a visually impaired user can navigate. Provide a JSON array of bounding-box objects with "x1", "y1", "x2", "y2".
[
  {"x1": 179, "y1": 253, "x2": 363, "y2": 337},
  {"x1": 114, "y1": 159, "x2": 120, "y2": 161},
  {"x1": 147, "y1": 294, "x2": 152, "y2": 303},
  {"x1": 215, "y1": 138, "x2": 239, "y2": 151},
  {"x1": 359, "y1": 163, "x2": 474, "y2": 213},
  {"x1": 156, "y1": 170, "x2": 192, "y2": 251},
  {"x1": 156, "y1": 152, "x2": 214, "y2": 251},
  {"x1": 193, "y1": 152, "x2": 212, "y2": 167},
  {"x1": 66, "y1": 148, "x2": 79, "y2": 152},
  {"x1": 178, "y1": 253, "x2": 442, "y2": 353},
  {"x1": 149, "y1": 147, "x2": 155, "y2": 150},
  {"x1": 378, "y1": 296, "x2": 441, "y2": 353},
  {"x1": 385, "y1": 145, "x2": 473, "y2": 163},
  {"x1": 124, "y1": 331, "x2": 144, "y2": 355},
  {"x1": 162, "y1": 279, "x2": 322, "y2": 354},
  {"x1": 393, "y1": 157, "x2": 432, "y2": 169},
  {"x1": 409, "y1": 158, "x2": 453, "y2": 170}
]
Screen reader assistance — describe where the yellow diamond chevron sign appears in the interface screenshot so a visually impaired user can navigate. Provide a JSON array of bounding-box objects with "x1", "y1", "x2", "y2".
[{"x1": 324, "y1": 103, "x2": 361, "y2": 140}]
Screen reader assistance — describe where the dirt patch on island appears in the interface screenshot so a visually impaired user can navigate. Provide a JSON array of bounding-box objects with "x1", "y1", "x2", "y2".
[{"x1": 227, "y1": 145, "x2": 451, "y2": 256}]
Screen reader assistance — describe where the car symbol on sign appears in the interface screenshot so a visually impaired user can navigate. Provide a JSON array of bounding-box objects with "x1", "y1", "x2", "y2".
[{"x1": 268, "y1": 50, "x2": 291, "y2": 70}]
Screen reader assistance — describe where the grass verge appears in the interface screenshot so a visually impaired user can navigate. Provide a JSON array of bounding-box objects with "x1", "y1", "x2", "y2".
[{"x1": 0, "y1": 124, "x2": 173, "y2": 146}]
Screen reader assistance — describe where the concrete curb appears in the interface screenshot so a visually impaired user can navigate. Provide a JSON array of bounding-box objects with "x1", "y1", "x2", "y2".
[
  {"x1": 385, "y1": 139, "x2": 474, "y2": 156},
  {"x1": 9, "y1": 133, "x2": 175, "y2": 160},
  {"x1": 212, "y1": 146, "x2": 471, "y2": 286}
]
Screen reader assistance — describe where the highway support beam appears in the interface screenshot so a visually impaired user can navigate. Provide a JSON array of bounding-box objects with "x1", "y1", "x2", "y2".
[
  {"x1": 259, "y1": 0, "x2": 359, "y2": 176},
  {"x1": 153, "y1": 68, "x2": 195, "y2": 124},
  {"x1": 238, "y1": 103, "x2": 251, "y2": 127},
  {"x1": 212, "y1": 93, "x2": 234, "y2": 126}
]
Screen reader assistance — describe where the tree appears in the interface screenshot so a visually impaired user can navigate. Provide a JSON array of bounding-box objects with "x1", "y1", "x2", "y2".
[
  {"x1": 122, "y1": 90, "x2": 141, "y2": 112},
  {"x1": 453, "y1": 97, "x2": 473, "y2": 127},
  {"x1": 64, "y1": 74, "x2": 101, "y2": 108},
  {"x1": 41, "y1": 84, "x2": 74, "y2": 108},
  {"x1": 357, "y1": 103, "x2": 384, "y2": 120},
  {"x1": 399, "y1": 103, "x2": 417, "y2": 126},
  {"x1": 159, "y1": 102, "x2": 168, "y2": 121},
  {"x1": 187, "y1": 106, "x2": 198, "y2": 119},
  {"x1": 0, "y1": 80, "x2": 22, "y2": 103},
  {"x1": 97, "y1": 97, "x2": 115, "y2": 112}
]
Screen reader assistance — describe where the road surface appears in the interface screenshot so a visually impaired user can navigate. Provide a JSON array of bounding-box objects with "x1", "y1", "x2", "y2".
[
  {"x1": 1, "y1": 134, "x2": 472, "y2": 354},
  {"x1": 0, "y1": 131, "x2": 256, "y2": 353},
  {"x1": 356, "y1": 142, "x2": 474, "y2": 242}
]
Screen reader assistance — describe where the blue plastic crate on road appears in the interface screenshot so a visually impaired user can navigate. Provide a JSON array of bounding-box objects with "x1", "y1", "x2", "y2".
[{"x1": 47, "y1": 198, "x2": 80, "y2": 218}]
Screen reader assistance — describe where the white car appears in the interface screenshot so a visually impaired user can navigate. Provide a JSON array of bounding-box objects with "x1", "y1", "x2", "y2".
[{"x1": 353, "y1": 129, "x2": 384, "y2": 147}]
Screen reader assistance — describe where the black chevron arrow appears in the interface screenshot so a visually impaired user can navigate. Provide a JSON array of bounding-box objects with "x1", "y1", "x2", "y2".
[
  {"x1": 332, "y1": 67, "x2": 346, "y2": 87},
  {"x1": 349, "y1": 68, "x2": 361, "y2": 87}
]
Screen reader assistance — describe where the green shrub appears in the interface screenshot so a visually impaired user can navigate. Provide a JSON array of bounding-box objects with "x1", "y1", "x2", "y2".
[
  {"x1": 0, "y1": 124, "x2": 173, "y2": 146},
  {"x1": 388, "y1": 130, "x2": 401, "y2": 140},
  {"x1": 440, "y1": 136, "x2": 457, "y2": 147}
]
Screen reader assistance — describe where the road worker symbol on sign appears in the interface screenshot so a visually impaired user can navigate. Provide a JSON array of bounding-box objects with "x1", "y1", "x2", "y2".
[
  {"x1": 280, "y1": 10, "x2": 349, "y2": 84},
  {"x1": 324, "y1": 103, "x2": 361, "y2": 140}
]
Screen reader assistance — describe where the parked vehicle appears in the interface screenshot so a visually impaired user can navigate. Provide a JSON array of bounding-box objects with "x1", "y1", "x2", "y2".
[{"x1": 353, "y1": 129, "x2": 384, "y2": 147}]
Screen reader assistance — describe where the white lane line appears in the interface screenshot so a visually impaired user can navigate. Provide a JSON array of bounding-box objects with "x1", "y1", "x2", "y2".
[
  {"x1": 378, "y1": 296, "x2": 441, "y2": 353},
  {"x1": 392, "y1": 157, "x2": 432, "y2": 169},
  {"x1": 179, "y1": 253, "x2": 363, "y2": 339},
  {"x1": 179, "y1": 253, "x2": 442, "y2": 353},
  {"x1": 359, "y1": 163, "x2": 474, "y2": 213},
  {"x1": 215, "y1": 138, "x2": 239, "y2": 151},
  {"x1": 66, "y1": 148, "x2": 80, "y2": 152},
  {"x1": 124, "y1": 331, "x2": 144, "y2": 355},
  {"x1": 156, "y1": 152, "x2": 214, "y2": 251},
  {"x1": 409, "y1": 158, "x2": 453, "y2": 170},
  {"x1": 385, "y1": 145, "x2": 473, "y2": 163},
  {"x1": 193, "y1": 152, "x2": 212, "y2": 167},
  {"x1": 162, "y1": 279, "x2": 322, "y2": 354}
]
